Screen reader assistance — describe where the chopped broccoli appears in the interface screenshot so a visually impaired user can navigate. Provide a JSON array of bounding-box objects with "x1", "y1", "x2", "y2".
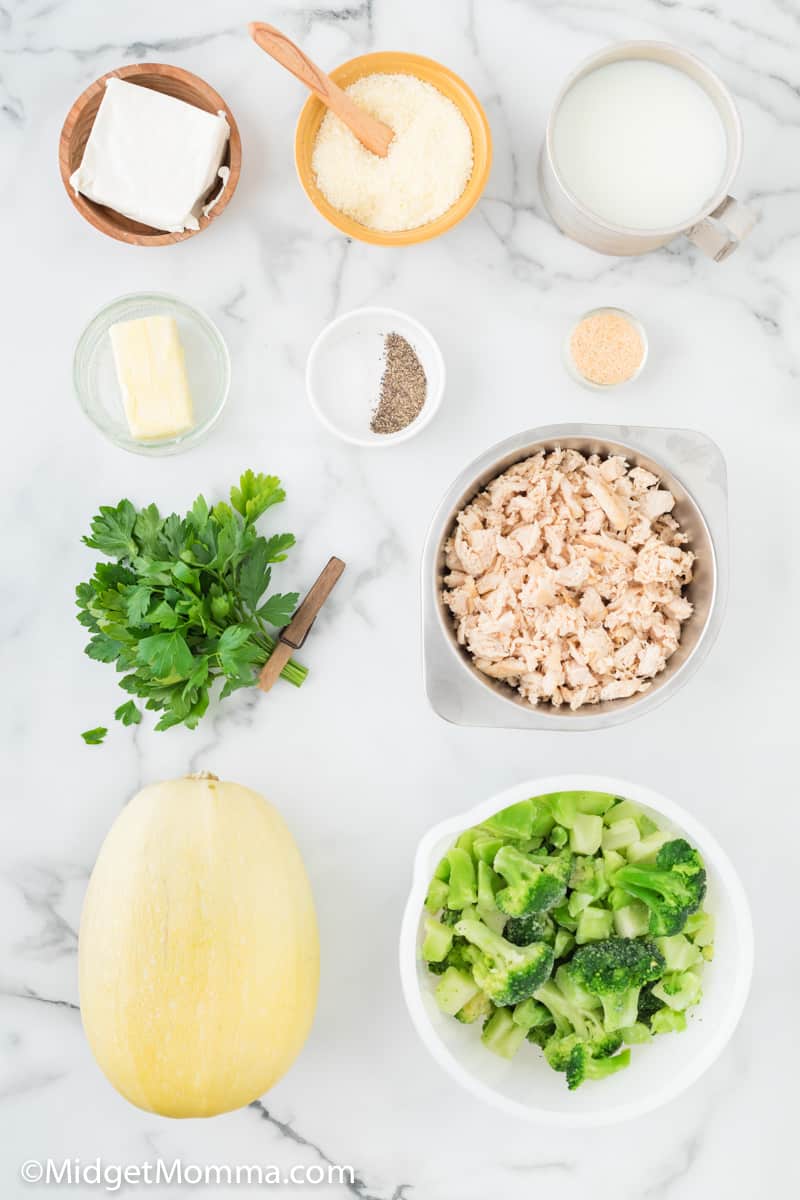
[
  {"x1": 652, "y1": 970, "x2": 703, "y2": 1012},
  {"x1": 534, "y1": 977, "x2": 605, "y2": 1043},
  {"x1": 655, "y1": 933, "x2": 702, "y2": 972},
  {"x1": 549, "y1": 824, "x2": 569, "y2": 848},
  {"x1": 651, "y1": 1007, "x2": 687, "y2": 1035},
  {"x1": 504, "y1": 911, "x2": 554, "y2": 946},
  {"x1": 455, "y1": 917, "x2": 554, "y2": 1005},
  {"x1": 613, "y1": 901, "x2": 651, "y2": 939},
  {"x1": 684, "y1": 910, "x2": 715, "y2": 947},
  {"x1": 569, "y1": 813, "x2": 603, "y2": 856},
  {"x1": 512, "y1": 998, "x2": 552, "y2": 1031},
  {"x1": 553, "y1": 928, "x2": 575, "y2": 960},
  {"x1": 424, "y1": 798, "x2": 712, "y2": 1091},
  {"x1": 602, "y1": 818, "x2": 641, "y2": 853},
  {"x1": 493, "y1": 845, "x2": 571, "y2": 916},
  {"x1": 613, "y1": 839, "x2": 707, "y2": 936},
  {"x1": 477, "y1": 859, "x2": 502, "y2": 910},
  {"x1": 621, "y1": 1022, "x2": 652, "y2": 1044},
  {"x1": 455, "y1": 990, "x2": 493, "y2": 1024},
  {"x1": 422, "y1": 916, "x2": 454, "y2": 963},
  {"x1": 625, "y1": 830, "x2": 673, "y2": 864},
  {"x1": 479, "y1": 799, "x2": 536, "y2": 840},
  {"x1": 446, "y1": 847, "x2": 478, "y2": 910},
  {"x1": 432, "y1": 855, "x2": 450, "y2": 881},
  {"x1": 424, "y1": 877, "x2": 449, "y2": 912},
  {"x1": 569, "y1": 856, "x2": 608, "y2": 899},
  {"x1": 567, "y1": 937, "x2": 666, "y2": 1031},
  {"x1": 544, "y1": 1033, "x2": 630, "y2": 1090},
  {"x1": 636, "y1": 982, "x2": 664, "y2": 1025},
  {"x1": 481, "y1": 1007, "x2": 528, "y2": 1058},
  {"x1": 575, "y1": 905, "x2": 614, "y2": 944},
  {"x1": 473, "y1": 834, "x2": 505, "y2": 864},
  {"x1": 434, "y1": 967, "x2": 480, "y2": 1016},
  {"x1": 526, "y1": 1022, "x2": 556, "y2": 1048}
]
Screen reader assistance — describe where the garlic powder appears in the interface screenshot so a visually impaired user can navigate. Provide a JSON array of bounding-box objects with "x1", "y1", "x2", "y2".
[{"x1": 311, "y1": 73, "x2": 473, "y2": 232}]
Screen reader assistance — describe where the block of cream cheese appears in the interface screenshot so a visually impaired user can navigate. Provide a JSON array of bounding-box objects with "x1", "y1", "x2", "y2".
[
  {"x1": 70, "y1": 78, "x2": 230, "y2": 233},
  {"x1": 110, "y1": 315, "x2": 195, "y2": 441}
]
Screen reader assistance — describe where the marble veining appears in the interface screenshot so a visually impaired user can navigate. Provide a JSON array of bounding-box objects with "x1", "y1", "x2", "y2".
[{"x1": 1, "y1": 0, "x2": 797, "y2": 1197}]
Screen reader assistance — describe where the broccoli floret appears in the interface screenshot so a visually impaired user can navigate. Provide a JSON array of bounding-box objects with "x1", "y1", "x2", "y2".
[
  {"x1": 544, "y1": 1033, "x2": 630, "y2": 1090},
  {"x1": 439, "y1": 906, "x2": 462, "y2": 926},
  {"x1": 637, "y1": 982, "x2": 665, "y2": 1025},
  {"x1": 569, "y1": 856, "x2": 602, "y2": 893},
  {"x1": 512, "y1": 998, "x2": 552, "y2": 1031},
  {"x1": 455, "y1": 917, "x2": 554, "y2": 1005},
  {"x1": 592, "y1": 1030, "x2": 625, "y2": 1059},
  {"x1": 567, "y1": 937, "x2": 666, "y2": 1031},
  {"x1": 526, "y1": 1022, "x2": 556, "y2": 1048},
  {"x1": 504, "y1": 911, "x2": 554, "y2": 946},
  {"x1": 613, "y1": 839, "x2": 707, "y2": 936},
  {"x1": 534, "y1": 977, "x2": 604, "y2": 1043},
  {"x1": 493, "y1": 845, "x2": 572, "y2": 916},
  {"x1": 441, "y1": 939, "x2": 479, "y2": 974}
]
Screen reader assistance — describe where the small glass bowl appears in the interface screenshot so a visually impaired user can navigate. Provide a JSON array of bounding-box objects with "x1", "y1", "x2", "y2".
[
  {"x1": 563, "y1": 306, "x2": 648, "y2": 391},
  {"x1": 73, "y1": 292, "x2": 230, "y2": 455}
]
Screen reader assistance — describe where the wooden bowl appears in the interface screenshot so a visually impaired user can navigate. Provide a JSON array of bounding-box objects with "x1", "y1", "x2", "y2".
[
  {"x1": 59, "y1": 63, "x2": 242, "y2": 246},
  {"x1": 294, "y1": 52, "x2": 492, "y2": 247}
]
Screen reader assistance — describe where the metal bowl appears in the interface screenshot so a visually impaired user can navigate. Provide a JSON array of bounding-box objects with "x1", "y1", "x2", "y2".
[{"x1": 428, "y1": 425, "x2": 724, "y2": 730}]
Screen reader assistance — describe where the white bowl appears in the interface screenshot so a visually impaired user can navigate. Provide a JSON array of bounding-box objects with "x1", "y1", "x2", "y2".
[
  {"x1": 305, "y1": 307, "x2": 445, "y2": 447},
  {"x1": 399, "y1": 773, "x2": 753, "y2": 1127}
]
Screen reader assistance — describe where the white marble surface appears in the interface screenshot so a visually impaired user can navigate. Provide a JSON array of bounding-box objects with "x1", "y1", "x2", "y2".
[{"x1": 1, "y1": 0, "x2": 798, "y2": 1196}]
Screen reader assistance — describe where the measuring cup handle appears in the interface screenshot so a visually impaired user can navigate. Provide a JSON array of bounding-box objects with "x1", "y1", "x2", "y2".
[{"x1": 686, "y1": 196, "x2": 757, "y2": 262}]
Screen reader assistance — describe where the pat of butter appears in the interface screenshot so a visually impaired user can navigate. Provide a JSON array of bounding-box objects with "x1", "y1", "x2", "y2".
[
  {"x1": 70, "y1": 77, "x2": 230, "y2": 233},
  {"x1": 110, "y1": 316, "x2": 195, "y2": 442}
]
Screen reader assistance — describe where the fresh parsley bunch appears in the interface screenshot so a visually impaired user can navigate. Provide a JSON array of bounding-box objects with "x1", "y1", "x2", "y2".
[{"x1": 76, "y1": 471, "x2": 305, "y2": 743}]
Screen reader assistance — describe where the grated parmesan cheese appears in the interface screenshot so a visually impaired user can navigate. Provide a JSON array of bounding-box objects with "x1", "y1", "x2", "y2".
[{"x1": 311, "y1": 73, "x2": 473, "y2": 232}]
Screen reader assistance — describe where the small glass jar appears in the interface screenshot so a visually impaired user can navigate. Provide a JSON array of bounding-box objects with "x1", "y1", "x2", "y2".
[
  {"x1": 73, "y1": 292, "x2": 230, "y2": 455},
  {"x1": 564, "y1": 306, "x2": 648, "y2": 391}
]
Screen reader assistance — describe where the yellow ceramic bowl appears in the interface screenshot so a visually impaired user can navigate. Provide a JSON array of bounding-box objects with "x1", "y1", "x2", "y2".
[{"x1": 294, "y1": 51, "x2": 492, "y2": 246}]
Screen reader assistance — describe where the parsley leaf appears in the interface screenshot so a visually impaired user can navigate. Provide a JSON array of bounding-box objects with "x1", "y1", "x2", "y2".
[
  {"x1": 114, "y1": 700, "x2": 142, "y2": 726},
  {"x1": 258, "y1": 592, "x2": 299, "y2": 627},
  {"x1": 83, "y1": 501, "x2": 137, "y2": 558},
  {"x1": 230, "y1": 471, "x2": 285, "y2": 524},
  {"x1": 81, "y1": 727, "x2": 108, "y2": 745},
  {"x1": 75, "y1": 472, "x2": 309, "y2": 739},
  {"x1": 137, "y1": 631, "x2": 195, "y2": 679}
]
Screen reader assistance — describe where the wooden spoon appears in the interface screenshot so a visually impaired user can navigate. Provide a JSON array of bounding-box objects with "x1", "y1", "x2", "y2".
[{"x1": 249, "y1": 22, "x2": 394, "y2": 157}]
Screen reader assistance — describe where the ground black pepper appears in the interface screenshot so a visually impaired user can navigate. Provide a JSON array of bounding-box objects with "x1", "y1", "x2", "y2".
[{"x1": 370, "y1": 332, "x2": 427, "y2": 435}]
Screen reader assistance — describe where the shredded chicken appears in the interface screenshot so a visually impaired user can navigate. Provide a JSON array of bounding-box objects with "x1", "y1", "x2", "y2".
[{"x1": 442, "y1": 449, "x2": 695, "y2": 710}]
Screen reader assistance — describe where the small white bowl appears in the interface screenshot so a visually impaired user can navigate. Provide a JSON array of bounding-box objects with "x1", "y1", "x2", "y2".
[
  {"x1": 306, "y1": 307, "x2": 445, "y2": 447},
  {"x1": 399, "y1": 773, "x2": 753, "y2": 1127}
]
